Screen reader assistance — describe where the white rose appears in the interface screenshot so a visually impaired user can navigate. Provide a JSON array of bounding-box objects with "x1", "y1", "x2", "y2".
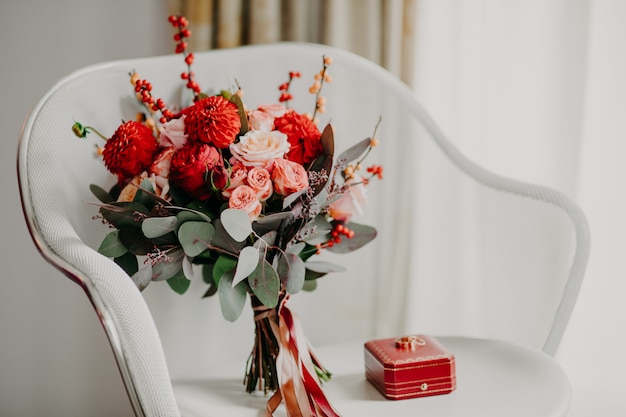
[{"x1": 229, "y1": 130, "x2": 290, "y2": 168}]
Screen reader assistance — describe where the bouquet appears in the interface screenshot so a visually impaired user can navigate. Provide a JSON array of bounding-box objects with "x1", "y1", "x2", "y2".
[{"x1": 72, "y1": 15, "x2": 382, "y2": 417}]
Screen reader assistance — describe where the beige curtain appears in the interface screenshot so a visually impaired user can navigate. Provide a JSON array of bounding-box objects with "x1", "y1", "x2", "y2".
[{"x1": 167, "y1": 0, "x2": 416, "y2": 85}]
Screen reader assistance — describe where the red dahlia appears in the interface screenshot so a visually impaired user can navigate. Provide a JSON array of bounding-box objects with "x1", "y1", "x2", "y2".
[
  {"x1": 274, "y1": 111, "x2": 322, "y2": 165},
  {"x1": 183, "y1": 95, "x2": 241, "y2": 148},
  {"x1": 102, "y1": 121, "x2": 157, "y2": 180}
]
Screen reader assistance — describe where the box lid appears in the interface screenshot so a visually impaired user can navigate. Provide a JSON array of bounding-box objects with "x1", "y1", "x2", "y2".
[{"x1": 365, "y1": 335, "x2": 454, "y2": 375}]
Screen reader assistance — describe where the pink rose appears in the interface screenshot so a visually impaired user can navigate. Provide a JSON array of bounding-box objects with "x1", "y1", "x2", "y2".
[
  {"x1": 222, "y1": 163, "x2": 248, "y2": 198},
  {"x1": 149, "y1": 146, "x2": 176, "y2": 199},
  {"x1": 328, "y1": 176, "x2": 368, "y2": 223},
  {"x1": 247, "y1": 104, "x2": 288, "y2": 131},
  {"x1": 258, "y1": 103, "x2": 288, "y2": 118},
  {"x1": 228, "y1": 185, "x2": 262, "y2": 220},
  {"x1": 271, "y1": 158, "x2": 309, "y2": 196},
  {"x1": 159, "y1": 115, "x2": 188, "y2": 149},
  {"x1": 149, "y1": 146, "x2": 176, "y2": 178},
  {"x1": 247, "y1": 167, "x2": 273, "y2": 202},
  {"x1": 247, "y1": 109, "x2": 275, "y2": 131},
  {"x1": 229, "y1": 130, "x2": 290, "y2": 168}
]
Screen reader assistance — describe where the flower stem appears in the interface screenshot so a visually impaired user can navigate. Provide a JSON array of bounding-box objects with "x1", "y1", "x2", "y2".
[{"x1": 72, "y1": 122, "x2": 108, "y2": 141}]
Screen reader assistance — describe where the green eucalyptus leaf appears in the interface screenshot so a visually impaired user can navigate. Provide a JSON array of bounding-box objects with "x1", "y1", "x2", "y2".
[
  {"x1": 277, "y1": 252, "x2": 306, "y2": 294},
  {"x1": 90, "y1": 183, "x2": 114, "y2": 203},
  {"x1": 98, "y1": 231, "x2": 127, "y2": 258},
  {"x1": 221, "y1": 209, "x2": 253, "y2": 242},
  {"x1": 302, "y1": 214, "x2": 333, "y2": 244},
  {"x1": 213, "y1": 255, "x2": 238, "y2": 286},
  {"x1": 282, "y1": 189, "x2": 307, "y2": 209},
  {"x1": 248, "y1": 259, "x2": 280, "y2": 308},
  {"x1": 151, "y1": 231, "x2": 179, "y2": 247},
  {"x1": 152, "y1": 248, "x2": 185, "y2": 281},
  {"x1": 336, "y1": 138, "x2": 371, "y2": 168},
  {"x1": 176, "y1": 209, "x2": 207, "y2": 225},
  {"x1": 326, "y1": 222, "x2": 377, "y2": 254},
  {"x1": 131, "y1": 265, "x2": 153, "y2": 291},
  {"x1": 202, "y1": 283, "x2": 218, "y2": 298},
  {"x1": 182, "y1": 255, "x2": 195, "y2": 280},
  {"x1": 212, "y1": 219, "x2": 247, "y2": 253},
  {"x1": 305, "y1": 269, "x2": 327, "y2": 281},
  {"x1": 232, "y1": 246, "x2": 260, "y2": 287},
  {"x1": 305, "y1": 260, "x2": 346, "y2": 274},
  {"x1": 99, "y1": 202, "x2": 149, "y2": 229},
  {"x1": 298, "y1": 243, "x2": 320, "y2": 262},
  {"x1": 287, "y1": 242, "x2": 306, "y2": 255},
  {"x1": 119, "y1": 227, "x2": 153, "y2": 255},
  {"x1": 114, "y1": 252, "x2": 138, "y2": 276},
  {"x1": 302, "y1": 280, "x2": 318, "y2": 292},
  {"x1": 178, "y1": 221, "x2": 215, "y2": 257},
  {"x1": 133, "y1": 178, "x2": 157, "y2": 209},
  {"x1": 254, "y1": 231, "x2": 277, "y2": 251},
  {"x1": 218, "y1": 269, "x2": 247, "y2": 322},
  {"x1": 252, "y1": 212, "x2": 292, "y2": 236},
  {"x1": 202, "y1": 263, "x2": 216, "y2": 284},
  {"x1": 166, "y1": 269, "x2": 191, "y2": 295},
  {"x1": 142, "y1": 216, "x2": 178, "y2": 238}
]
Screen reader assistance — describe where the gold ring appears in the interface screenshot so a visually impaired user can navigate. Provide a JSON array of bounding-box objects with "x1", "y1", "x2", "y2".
[{"x1": 395, "y1": 335, "x2": 426, "y2": 349}]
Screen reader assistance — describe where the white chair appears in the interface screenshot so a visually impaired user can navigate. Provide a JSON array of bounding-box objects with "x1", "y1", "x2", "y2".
[{"x1": 18, "y1": 43, "x2": 589, "y2": 416}]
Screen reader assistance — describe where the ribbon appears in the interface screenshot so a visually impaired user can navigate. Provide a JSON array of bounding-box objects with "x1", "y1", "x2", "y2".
[{"x1": 266, "y1": 294, "x2": 341, "y2": 417}]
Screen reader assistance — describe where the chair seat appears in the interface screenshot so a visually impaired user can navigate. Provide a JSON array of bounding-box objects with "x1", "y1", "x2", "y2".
[{"x1": 172, "y1": 336, "x2": 570, "y2": 417}]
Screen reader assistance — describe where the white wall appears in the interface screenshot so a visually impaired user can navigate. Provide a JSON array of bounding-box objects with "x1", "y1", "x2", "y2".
[{"x1": 0, "y1": 1, "x2": 169, "y2": 416}]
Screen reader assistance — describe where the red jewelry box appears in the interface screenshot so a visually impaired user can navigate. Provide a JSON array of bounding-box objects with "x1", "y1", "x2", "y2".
[{"x1": 364, "y1": 335, "x2": 456, "y2": 400}]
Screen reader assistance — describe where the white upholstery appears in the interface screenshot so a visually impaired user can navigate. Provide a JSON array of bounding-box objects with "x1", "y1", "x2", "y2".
[{"x1": 18, "y1": 43, "x2": 589, "y2": 416}]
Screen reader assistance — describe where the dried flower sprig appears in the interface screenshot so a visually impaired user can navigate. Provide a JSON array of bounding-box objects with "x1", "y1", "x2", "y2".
[{"x1": 310, "y1": 55, "x2": 333, "y2": 120}]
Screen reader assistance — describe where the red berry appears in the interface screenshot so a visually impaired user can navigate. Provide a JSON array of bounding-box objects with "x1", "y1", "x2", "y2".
[
  {"x1": 181, "y1": 72, "x2": 189, "y2": 80},
  {"x1": 279, "y1": 92, "x2": 292, "y2": 102}
]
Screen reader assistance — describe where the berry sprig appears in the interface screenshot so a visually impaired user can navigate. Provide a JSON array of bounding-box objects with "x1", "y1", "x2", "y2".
[
  {"x1": 310, "y1": 55, "x2": 333, "y2": 120},
  {"x1": 278, "y1": 71, "x2": 301, "y2": 107},
  {"x1": 366, "y1": 165, "x2": 384, "y2": 180},
  {"x1": 315, "y1": 223, "x2": 355, "y2": 254},
  {"x1": 168, "y1": 15, "x2": 201, "y2": 101},
  {"x1": 131, "y1": 72, "x2": 175, "y2": 124}
]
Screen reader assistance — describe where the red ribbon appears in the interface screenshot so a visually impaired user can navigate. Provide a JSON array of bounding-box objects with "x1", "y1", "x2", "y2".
[{"x1": 266, "y1": 295, "x2": 342, "y2": 417}]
